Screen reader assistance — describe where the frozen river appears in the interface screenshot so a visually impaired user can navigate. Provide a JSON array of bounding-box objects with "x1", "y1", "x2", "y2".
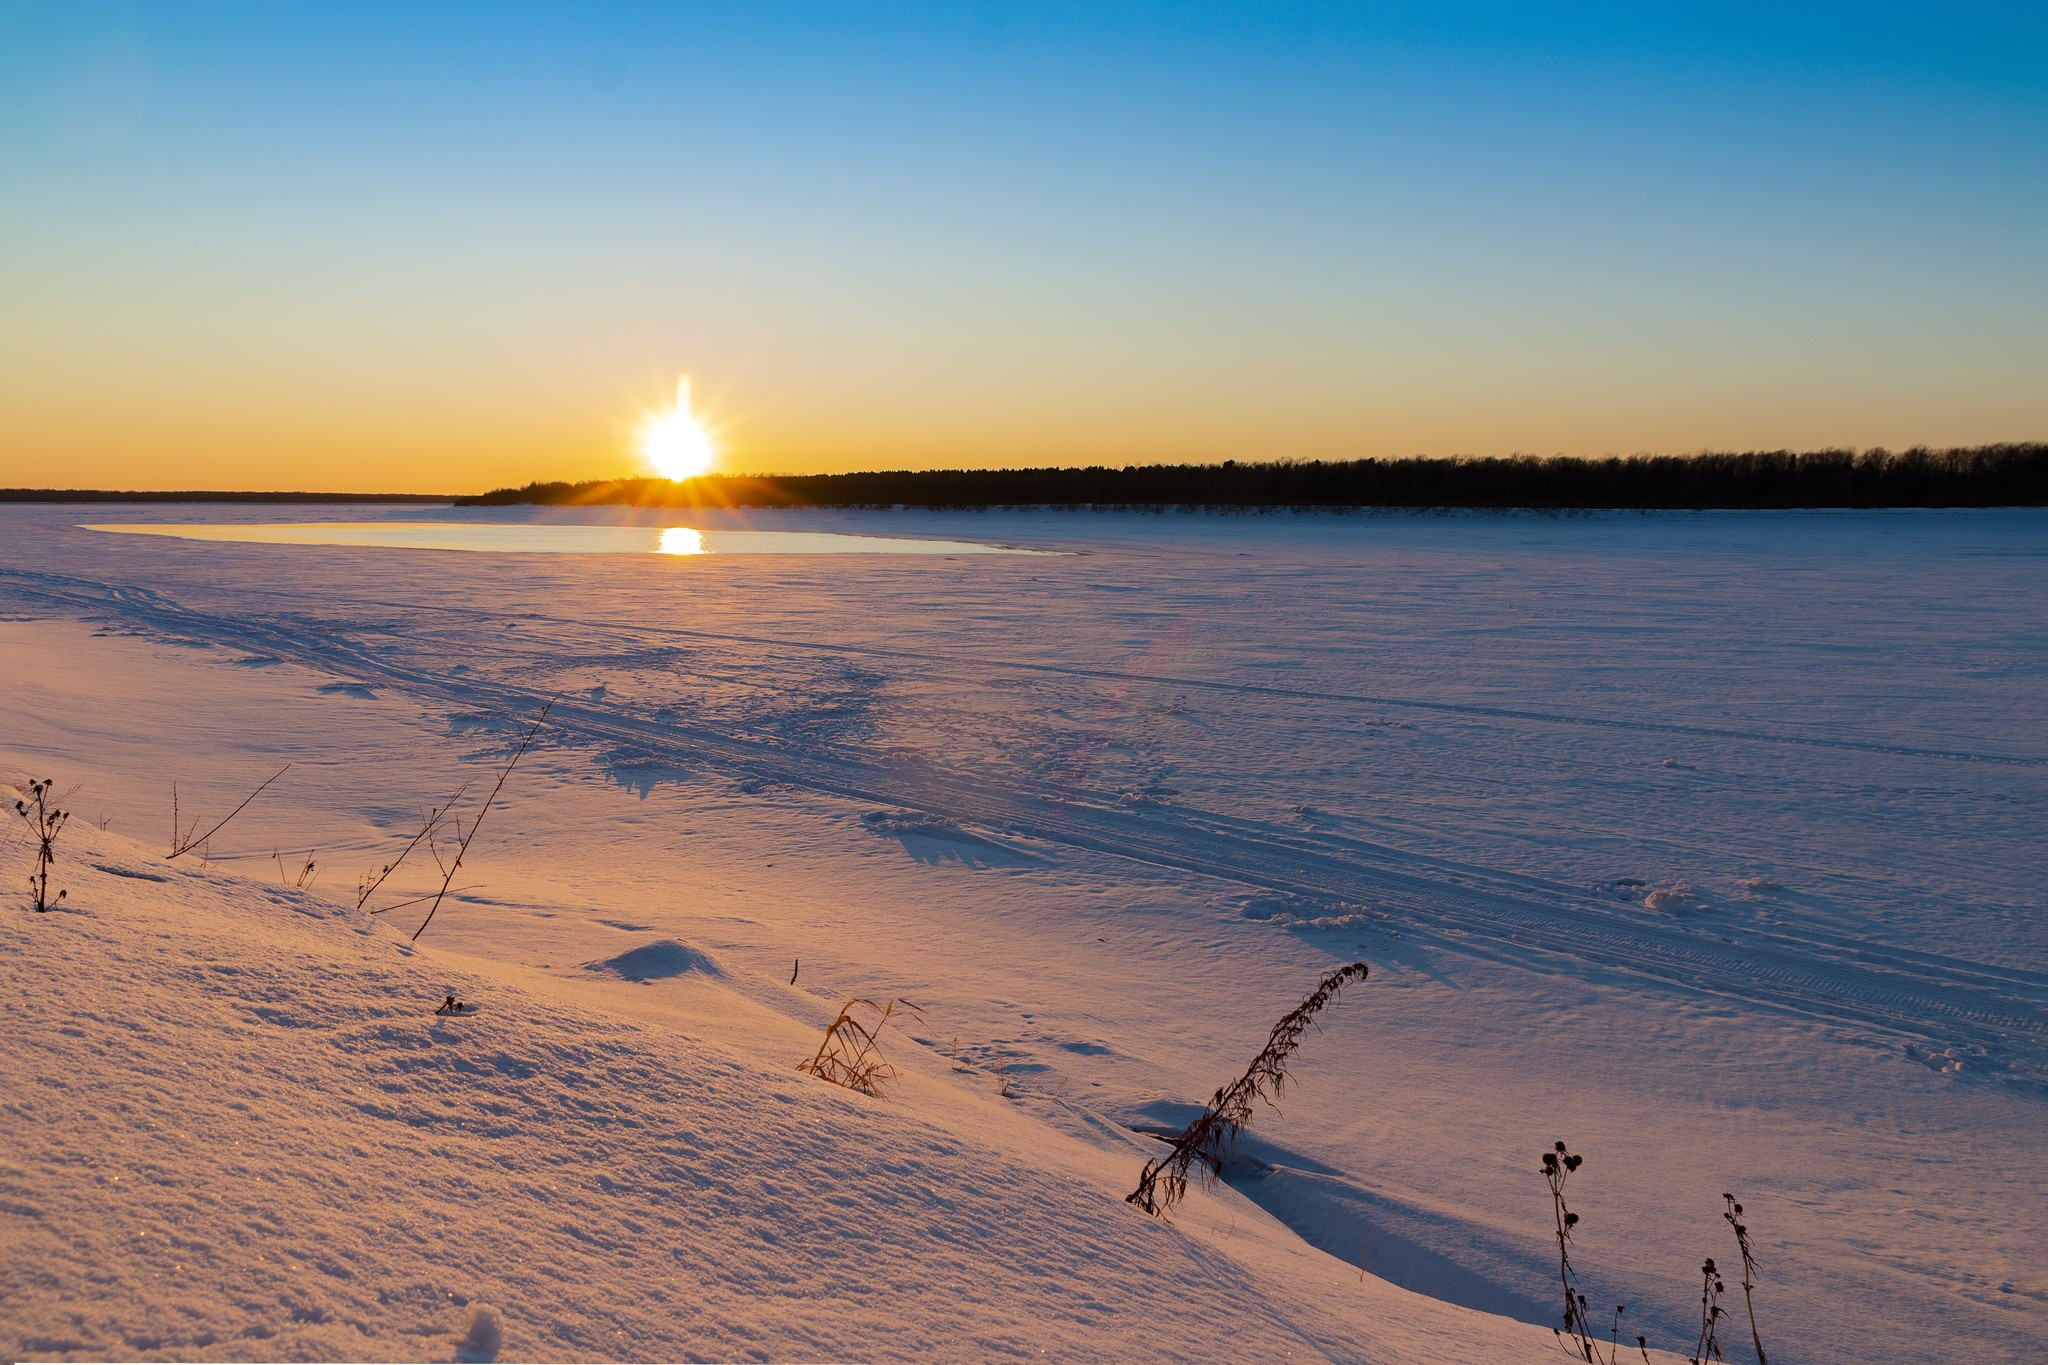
[{"x1": 3, "y1": 502, "x2": 2043, "y2": 1361}]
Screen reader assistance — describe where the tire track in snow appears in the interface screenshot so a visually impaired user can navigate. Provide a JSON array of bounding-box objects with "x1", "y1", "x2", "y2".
[{"x1": 8, "y1": 570, "x2": 2045, "y2": 1084}]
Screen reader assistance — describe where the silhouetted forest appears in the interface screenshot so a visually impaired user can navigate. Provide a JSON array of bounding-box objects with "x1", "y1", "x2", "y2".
[
  {"x1": 0, "y1": 490, "x2": 449, "y2": 503},
  {"x1": 461, "y1": 444, "x2": 2047, "y2": 510}
]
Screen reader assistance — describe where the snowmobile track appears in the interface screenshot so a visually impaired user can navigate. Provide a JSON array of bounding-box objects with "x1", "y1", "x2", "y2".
[{"x1": 8, "y1": 569, "x2": 2043, "y2": 1086}]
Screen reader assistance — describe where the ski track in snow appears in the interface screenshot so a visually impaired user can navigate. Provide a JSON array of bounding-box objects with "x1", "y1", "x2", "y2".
[{"x1": 8, "y1": 566, "x2": 2044, "y2": 1089}]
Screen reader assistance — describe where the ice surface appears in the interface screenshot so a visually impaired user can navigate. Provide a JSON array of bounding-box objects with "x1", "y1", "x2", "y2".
[{"x1": 3, "y1": 503, "x2": 2044, "y2": 1362}]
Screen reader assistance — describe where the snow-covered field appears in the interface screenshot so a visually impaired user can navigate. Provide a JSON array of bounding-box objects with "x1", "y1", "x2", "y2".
[{"x1": 3, "y1": 503, "x2": 2043, "y2": 1363}]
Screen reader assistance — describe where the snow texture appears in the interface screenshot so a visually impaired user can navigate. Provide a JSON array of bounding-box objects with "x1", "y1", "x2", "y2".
[{"x1": 3, "y1": 503, "x2": 2045, "y2": 1362}]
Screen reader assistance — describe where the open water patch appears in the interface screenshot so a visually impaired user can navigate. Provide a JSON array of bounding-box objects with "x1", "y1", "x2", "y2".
[{"x1": 83, "y1": 521, "x2": 1050, "y2": 556}]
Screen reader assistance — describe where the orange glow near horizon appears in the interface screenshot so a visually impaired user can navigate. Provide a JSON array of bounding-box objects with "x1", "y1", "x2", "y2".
[{"x1": 5, "y1": 349, "x2": 2042, "y2": 495}]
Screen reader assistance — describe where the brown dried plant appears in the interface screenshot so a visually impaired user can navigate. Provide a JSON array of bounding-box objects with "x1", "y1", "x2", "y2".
[
  {"x1": 1126, "y1": 959, "x2": 1368, "y2": 1216},
  {"x1": 799, "y1": 997, "x2": 923, "y2": 1096}
]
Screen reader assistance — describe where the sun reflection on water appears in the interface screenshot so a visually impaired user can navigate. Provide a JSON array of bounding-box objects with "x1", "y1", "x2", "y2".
[{"x1": 657, "y1": 527, "x2": 706, "y2": 556}]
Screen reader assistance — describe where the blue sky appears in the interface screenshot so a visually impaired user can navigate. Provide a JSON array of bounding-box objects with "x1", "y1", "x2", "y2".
[{"x1": 3, "y1": 2, "x2": 2043, "y2": 489}]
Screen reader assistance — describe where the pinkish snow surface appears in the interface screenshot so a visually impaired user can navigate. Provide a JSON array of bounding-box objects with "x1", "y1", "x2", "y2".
[{"x1": 2, "y1": 504, "x2": 2044, "y2": 1363}]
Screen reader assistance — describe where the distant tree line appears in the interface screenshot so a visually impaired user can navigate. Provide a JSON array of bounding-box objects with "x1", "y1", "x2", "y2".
[
  {"x1": 7, "y1": 444, "x2": 2039, "y2": 508},
  {"x1": 460, "y1": 444, "x2": 2047, "y2": 510},
  {"x1": 0, "y1": 489, "x2": 447, "y2": 503}
]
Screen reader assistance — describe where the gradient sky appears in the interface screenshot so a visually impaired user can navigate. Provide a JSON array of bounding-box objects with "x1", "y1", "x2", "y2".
[{"x1": 3, "y1": 2, "x2": 2045, "y2": 492}]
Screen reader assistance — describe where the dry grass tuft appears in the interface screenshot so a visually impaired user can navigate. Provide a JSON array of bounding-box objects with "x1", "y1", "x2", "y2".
[{"x1": 799, "y1": 997, "x2": 923, "y2": 1096}]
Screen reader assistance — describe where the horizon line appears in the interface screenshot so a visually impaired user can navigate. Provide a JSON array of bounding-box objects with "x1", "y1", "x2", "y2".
[{"x1": 11, "y1": 441, "x2": 2048, "y2": 503}]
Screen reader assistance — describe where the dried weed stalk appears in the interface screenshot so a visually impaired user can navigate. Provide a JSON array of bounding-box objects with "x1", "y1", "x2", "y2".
[
  {"x1": 274, "y1": 849, "x2": 319, "y2": 890},
  {"x1": 1722, "y1": 1195, "x2": 1769, "y2": 1364},
  {"x1": 167, "y1": 763, "x2": 291, "y2": 861},
  {"x1": 13, "y1": 778, "x2": 69, "y2": 911},
  {"x1": 408, "y1": 703, "x2": 551, "y2": 942},
  {"x1": 1126, "y1": 959, "x2": 1368, "y2": 1216},
  {"x1": 799, "y1": 997, "x2": 923, "y2": 1095},
  {"x1": 1691, "y1": 1257, "x2": 1729, "y2": 1363},
  {"x1": 1541, "y1": 1142, "x2": 1649, "y2": 1364}
]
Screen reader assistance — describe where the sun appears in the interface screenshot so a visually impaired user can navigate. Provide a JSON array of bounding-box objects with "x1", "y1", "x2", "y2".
[{"x1": 640, "y1": 377, "x2": 716, "y2": 481}]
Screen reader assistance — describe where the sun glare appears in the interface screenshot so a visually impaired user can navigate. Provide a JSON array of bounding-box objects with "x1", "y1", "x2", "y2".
[{"x1": 641, "y1": 377, "x2": 716, "y2": 481}]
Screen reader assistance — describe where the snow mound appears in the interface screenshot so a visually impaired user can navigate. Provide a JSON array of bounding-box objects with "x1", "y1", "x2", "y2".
[
  {"x1": 1235, "y1": 891, "x2": 1378, "y2": 932},
  {"x1": 452, "y1": 1302, "x2": 502, "y2": 1363},
  {"x1": 582, "y1": 938, "x2": 723, "y2": 980},
  {"x1": 1642, "y1": 881, "x2": 1706, "y2": 913}
]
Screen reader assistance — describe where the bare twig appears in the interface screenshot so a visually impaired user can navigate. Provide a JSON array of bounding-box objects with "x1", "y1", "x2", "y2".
[
  {"x1": 356, "y1": 784, "x2": 470, "y2": 909},
  {"x1": 366, "y1": 883, "x2": 483, "y2": 917},
  {"x1": 1127, "y1": 960, "x2": 1368, "y2": 1215},
  {"x1": 409, "y1": 703, "x2": 551, "y2": 942},
  {"x1": 167, "y1": 763, "x2": 291, "y2": 860}
]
